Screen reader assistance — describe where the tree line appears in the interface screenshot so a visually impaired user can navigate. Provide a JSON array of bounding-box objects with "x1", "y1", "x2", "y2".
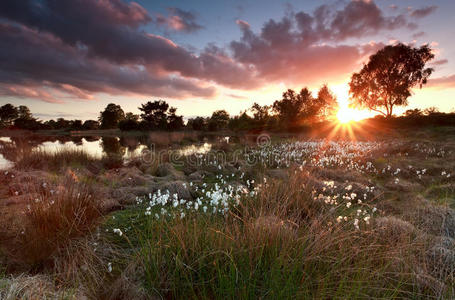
[
  {"x1": 0, "y1": 43, "x2": 447, "y2": 132},
  {"x1": 0, "y1": 84, "x2": 338, "y2": 132}
]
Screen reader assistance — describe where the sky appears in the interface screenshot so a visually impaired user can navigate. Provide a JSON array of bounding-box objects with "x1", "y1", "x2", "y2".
[{"x1": 0, "y1": 0, "x2": 454, "y2": 121}]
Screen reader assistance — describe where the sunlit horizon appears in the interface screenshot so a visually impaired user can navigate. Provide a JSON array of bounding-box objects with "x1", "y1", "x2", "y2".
[{"x1": 331, "y1": 83, "x2": 377, "y2": 124}]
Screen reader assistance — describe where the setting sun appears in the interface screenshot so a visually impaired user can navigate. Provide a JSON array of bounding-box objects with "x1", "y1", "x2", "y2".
[
  {"x1": 336, "y1": 106, "x2": 372, "y2": 124},
  {"x1": 337, "y1": 107, "x2": 355, "y2": 123},
  {"x1": 331, "y1": 83, "x2": 375, "y2": 124}
]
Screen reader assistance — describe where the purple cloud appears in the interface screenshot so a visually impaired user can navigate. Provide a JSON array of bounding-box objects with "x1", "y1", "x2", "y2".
[
  {"x1": 427, "y1": 75, "x2": 455, "y2": 89},
  {"x1": 0, "y1": 0, "x2": 433, "y2": 103},
  {"x1": 410, "y1": 6, "x2": 438, "y2": 18},
  {"x1": 156, "y1": 7, "x2": 204, "y2": 33}
]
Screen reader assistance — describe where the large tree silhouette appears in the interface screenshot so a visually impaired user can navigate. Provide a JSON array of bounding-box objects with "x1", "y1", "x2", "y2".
[
  {"x1": 99, "y1": 103, "x2": 125, "y2": 129},
  {"x1": 272, "y1": 88, "x2": 311, "y2": 129},
  {"x1": 0, "y1": 104, "x2": 18, "y2": 127},
  {"x1": 272, "y1": 86, "x2": 337, "y2": 129},
  {"x1": 349, "y1": 43, "x2": 434, "y2": 118},
  {"x1": 139, "y1": 100, "x2": 169, "y2": 130},
  {"x1": 139, "y1": 100, "x2": 184, "y2": 130}
]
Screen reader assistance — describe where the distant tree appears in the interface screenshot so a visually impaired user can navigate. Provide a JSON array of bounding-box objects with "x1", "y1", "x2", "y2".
[
  {"x1": 12, "y1": 105, "x2": 42, "y2": 130},
  {"x1": 82, "y1": 120, "x2": 100, "y2": 130},
  {"x1": 208, "y1": 110, "x2": 230, "y2": 131},
  {"x1": 187, "y1": 117, "x2": 207, "y2": 131},
  {"x1": 272, "y1": 88, "x2": 311, "y2": 129},
  {"x1": 99, "y1": 103, "x2": 125, "y2": 129},
  {"x1": 404, "y1": 108, "x2": 423, "y2": 117},
  {"x1": 118, "y1": 112, "x2": 141, "y2": 131},
  {"x1": 55, "y1": 118, "x2": 70, "y2": 129},
  {"x1": 44, "y1": 119, "x2": 57, "y2": 129},
  {"x1": 138, "y1": 100, "x2": 184, "y2": 131},
  {"x1": 228, "y1": 111, "x2": 252, "y2": 131},
  {"x1": 13, "y1": 117, "x2": 43, "y2": 130},
  {"x1": 167, "y1": 107, "x2": 184, "y2": 131},
  {"x1": 17, "y1": 105, "x2": 32, "y2": 120},
  {"x1": 424, "y1": 106, "x2": 439, "y2": 115},
  {"x1": 349, "y1": 43, "x2": 434, "y2": 118},
  {"x1": 139, "y1": 100, "x2": 169, "y2": 130},
  {"x1": 125, "y1": 112, "x2": 139, "y2": 122},
  {"x1": 71, "y1": 120, "x2": 83, "y2": 130},
  {"x1": 250, "y1": 103, "x2": 270, "y2": 128},
  {"x1": 0, "y1": 104, "x2": 18, "y2": 127},
  {"x1": 315, "y1": 85, "x2": 338, "y2": 121}
]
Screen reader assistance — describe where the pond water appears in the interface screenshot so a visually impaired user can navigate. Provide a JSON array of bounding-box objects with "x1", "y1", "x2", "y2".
[{"x1": 0, "y1": 132, "x2": 241, "y2": 170}]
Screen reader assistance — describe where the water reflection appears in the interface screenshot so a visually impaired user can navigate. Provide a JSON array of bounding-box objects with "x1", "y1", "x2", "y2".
[
  {"x1": 0, "y1": 132, "x2": 237, "y2": 170},
  {"x1": 178, "y1": 143, "x2": 212, "y2": 156}
]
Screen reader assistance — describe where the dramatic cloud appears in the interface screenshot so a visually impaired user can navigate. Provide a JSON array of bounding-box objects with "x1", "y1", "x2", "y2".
[
  {"x1": 0, "y1": 0, "x2": 258, "y2": 101},
  {"x1": 428, "y1": 75, "x2": 455, "y2": 89},
  {"x1": 0, "y1": 23, "x2": 215, "y2": 101},
  {"x1": 0, "y1": 0, "x2": 431, "y2": 103},
  {"x1": 430, "y1": 59, "x2": 449, "y2": 66},
  {"x1": 328, "y1": 0, "x2": 410, "y2": 41},
  {"x1": 410, "y1": 6, "x2": 438, "y2": 19},
  {"x1": 229, "y1": 0, "x2": 403, "y2": 85},
  {"x1": 156, "y1": 7, "x2": 204, "y2": 33}
]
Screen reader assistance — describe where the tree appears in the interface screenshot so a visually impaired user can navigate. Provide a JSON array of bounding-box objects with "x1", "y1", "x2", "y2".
[
  {"x1": 44, "y1": 119, "x2": 57, "y2": 129},
  {"x1": 0, "y1": 104, "x2": 18, "y2": 127},
  {"x1": 55, "y1": 118, "x2": 70, "y2": 129},
  {"x1": 71, "y1": 120, "x2": 83, "y2": 130},
  {"x1": 404, "y1": 108, "x2": 423, "y2": 117},
  {"x1": 349, "y1": 43, "x2": 434, "y2": 118},
  {"x1": 272, "y1": 88, "x2": 312, "y2": 129},
  {"x1": 13, "y1": 117, "x2": 43, "y2": 130},
  {"x1": 167, "y1": 107, "x2": 184, "y2": 131},
  {"x1": 250, "y1": 103, "x2": 270, "y2": 128},
  {"x1": 99, "y1": 103, "x2": 125, "y2": 129},
  {"x1": 316, "y1": 85, "x2": 338, "y2": 121},
  {"x1": 228, "y1": 111, "x2": 252, "y2": 131},
  {"x1": 208, "y1": 110, "x2": 229, "y2": 131},
  {"x1": 187, "y1": 117, "x2": 207, "y2": 131},
  {"x1": 424, "y1": 106, "x2": 439, "y2": 115},
  {"x1": 12, "y1": 105, "x2": 41, "y2": 130},
  {"x1": 139, "y1": 100, "x2": 169, "y2": 130},
  {"x1": 82, "y1": 120, "x2": 100, "y2": 130},
  {"x1": 138, "y1": 100, "x2": 184, "y2": 131},
  {"x1": 118, "y1": 112, "x2": 141, "y2": 131},
  {"x1": 17, "y1": 105, "x2": 32, "y2": 119},
  {"x1": 125, "y1": 112, "x2": 139, "y2": 122}
]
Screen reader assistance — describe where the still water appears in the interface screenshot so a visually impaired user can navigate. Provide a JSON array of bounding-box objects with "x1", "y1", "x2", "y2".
[{"x1": 0, "y1": 132, "x2": 232, "y2": 170}]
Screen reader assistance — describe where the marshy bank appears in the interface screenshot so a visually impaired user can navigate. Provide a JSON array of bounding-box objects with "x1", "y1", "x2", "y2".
[{"x1": 1, "y1": 128, "x2": 455, "y2": 299}]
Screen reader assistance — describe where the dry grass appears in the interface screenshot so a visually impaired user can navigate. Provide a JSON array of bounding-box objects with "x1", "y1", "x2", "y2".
[
  {"x1": 105, "y1": 171, "x2": 447, "y2": 298},
  {"x1": 15, "y1": 149, "x2": 96, "y2": 171},
  {"x1": 14, "y1": 149, "x2": 124, "y2": 172},
  {"x1": 0, "y1": 274, "x2": 81, "y2": 299},
  {"x1": 9, "y1": 179, "x2": 102, "y2": 267}
]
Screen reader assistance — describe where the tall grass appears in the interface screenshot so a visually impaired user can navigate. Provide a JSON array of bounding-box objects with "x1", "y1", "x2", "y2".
[
  {"x1": 102, "y1": 171, "x2": 445, "y2": 299},
  {"x1": 13, "y1": 180, "x2": 102, "y2": 267},
  {"x1": 14, "y1": 149, "x2": 123, "y2": 171}
]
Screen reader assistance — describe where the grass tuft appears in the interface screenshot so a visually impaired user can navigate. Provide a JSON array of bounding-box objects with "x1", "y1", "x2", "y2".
[{"x1": 12, "y1": 180, "x2": 102, "y2": 267}]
